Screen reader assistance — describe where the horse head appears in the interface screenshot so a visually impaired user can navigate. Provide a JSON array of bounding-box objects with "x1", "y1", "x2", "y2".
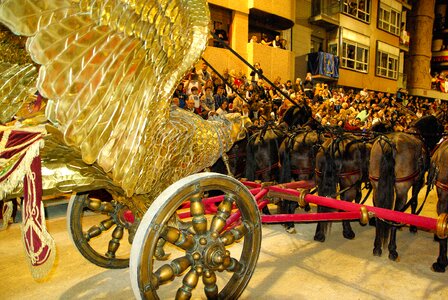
[
  {"x1": 411, "y1": 115, "x2": 445, "y2": 152},
  {"x1": 281, "y1": 103, "x2": 312, "y2": 129}
]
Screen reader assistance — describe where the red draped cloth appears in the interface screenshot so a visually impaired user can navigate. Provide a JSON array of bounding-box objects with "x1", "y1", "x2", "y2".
[{"x1": 0, "y1": 127, "x2": 55, "y2": 279}]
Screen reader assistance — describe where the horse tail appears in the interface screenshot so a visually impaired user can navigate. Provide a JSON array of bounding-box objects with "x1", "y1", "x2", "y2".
[
  {"x1": 245, "y1": 137, "x2": 256, "y2": 181},
  {"x1": 316, "y1": 148, "x2": 338, "y2": 237},
  {"x1": 280, "y1": 137, "x2": 292, "y2": 183},
  {"x1": 376, "y1": 137, "x2": 396, "y2": 246},
  {"x1": 317, "y1": 149, "x2": 337, "y2": 198}
]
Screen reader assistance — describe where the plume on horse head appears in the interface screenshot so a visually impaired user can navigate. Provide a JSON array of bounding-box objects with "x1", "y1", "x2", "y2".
[
  {"x1": 281, "y1": 102, "x2": 312, "y2": 128},
  {"x1": 412, "y1": 115, "x2": 444, "y2": 152}
]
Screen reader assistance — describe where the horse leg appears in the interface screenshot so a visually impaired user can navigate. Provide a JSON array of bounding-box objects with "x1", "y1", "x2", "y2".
[
  {"x1": 409, "y1": 175, "x2": 425, "y2": 233},
  {"x1": 433, "y1": 236, "x2": 448, "y2": 272},
  {"x1": 342, "y1": 220, "x2": 355, "y2": 240},
  {"x1": 373, "y1": 220, "x2": 383, "y2": 257},
  {"x1": 341, "y1": 183, "x2": 359, "y2": 240},
  {"x1": 285, "y1": 200, "x2": 298, "y2": 234},
  {"x1": 314, "y1": 206, "x2": 329, "y2": 242},
  {"x1": 433, "y1": 189, "x2": 448, "y2": 272},
  {"x1": 388, "y1": 225, "x2": 399, "y2": 261}
]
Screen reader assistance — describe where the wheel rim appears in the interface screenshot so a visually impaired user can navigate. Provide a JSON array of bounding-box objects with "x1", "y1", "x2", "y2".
[
  {"x1": 67, "y1": 191, "x2": 135, "y2": 268},
  {"x1": 130, "y1": 173, "x2": 261, "y2": 299}
]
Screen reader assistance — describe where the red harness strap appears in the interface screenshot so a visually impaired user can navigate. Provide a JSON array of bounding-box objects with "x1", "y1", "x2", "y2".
[
  {"x1": 292, "y1": 167, "x2": 314, "y2": 175},
  {"x1": 369, "y1": 169, "x2": 420, "y2": 183},
  {"x1": 255, "y1": 162, "x2": 279, "y2": 176},
  {"x1": 435, "y1": 180, "x2": 448, "y2": 192},
  {"x1": 315, "y1": 169, "x2": 360, "y2": 178}
]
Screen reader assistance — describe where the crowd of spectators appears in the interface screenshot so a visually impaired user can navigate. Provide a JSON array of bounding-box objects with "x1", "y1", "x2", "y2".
[{"x1": 172, "y1": 63, "x2": 448, "y2": 132}]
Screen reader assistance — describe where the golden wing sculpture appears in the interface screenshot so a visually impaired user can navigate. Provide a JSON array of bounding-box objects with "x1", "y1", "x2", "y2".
[
  {"x1": 0, "y1": 0, "x2": 240, "y2": 209},
  {"x1": 0, "y1": 25, "x2": 39, "y2": 124}
]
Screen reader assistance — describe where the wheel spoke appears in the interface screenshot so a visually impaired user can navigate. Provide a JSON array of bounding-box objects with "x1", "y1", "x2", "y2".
[
  {"x1": 155, "y1": 238, "x2": 170, "y2": 260},
  {"x1": 154, "y1": 256, "x2": 191, "y2": 288},
  {"x1": 106, "y1": 225, "x2": 124, "y2": 258},
  {"x1": 175, "y1": 269, "x2": 200, "y2": 300},
  {"x1": 225, "y1": 257, "x2": 243, "y2": 273},
  {"x1": 83, "y1": 218, "x2": 115, "y2": 241},
  {"x1": 86, "y1": 198, "x2": 115, "y2": 213},
  {"x1": 190, "y1": 193, "x2": 207, "y2": 235},
  {"x1": 203, "y1": 270, "x2": 218, "y2": 299},
  {"x1": 210, "y1": 194, "x2": 235, "y2": 234},
  {"x1": 161, "y1": 225, "x2": 195, "y2": 251},
  {"x1": 220, "y1": 224, "x2": 248, "y2": 246}
]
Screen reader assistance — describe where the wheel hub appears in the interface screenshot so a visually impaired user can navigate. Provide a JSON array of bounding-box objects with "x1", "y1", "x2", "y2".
[{"x1": 190, "y1": 232, "x2": 230, "y2": 272}]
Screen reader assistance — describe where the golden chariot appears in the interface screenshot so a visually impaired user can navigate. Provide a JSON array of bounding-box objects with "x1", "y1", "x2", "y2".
[{"x1": 0, "y1": 1, "x2": 260, "y2": 299}]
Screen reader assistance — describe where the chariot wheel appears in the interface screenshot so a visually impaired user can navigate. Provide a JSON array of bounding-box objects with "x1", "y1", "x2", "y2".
[
  {"x1": 67, "y1": 190, "x2": 135, "y2": 268},
  {"x1": 130, "y1": 172, "x2": 261, "y2": 299}
]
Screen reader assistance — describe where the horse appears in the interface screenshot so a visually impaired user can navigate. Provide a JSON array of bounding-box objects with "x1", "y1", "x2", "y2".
[
  {"x1": 369, "y1": 115, "x2": 444, "y2": 261},
  {"x1": 314, "y1": 131, "x2": 370, "y2": 242},
  {"x1": 278, "y1": 126, "x2": 326, "y2": 233},
  {"x1": 428, "y1": 137, "x2": 448, "y2": 272},
  {"x1": 369, "y1": 132, "x2": 428, "y2": 260},
  {"x1": 245, "y1": 103, "x2": 313, "y2": 217}
]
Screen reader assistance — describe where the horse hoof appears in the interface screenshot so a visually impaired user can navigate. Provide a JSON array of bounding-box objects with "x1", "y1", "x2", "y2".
[
  {"x1": 409, "y1": 225, "x2": 417, "y2": 233},
  {"x1": 373, "y1": 248, "x2": 382, "y2": 257},
  {"x1": 388, "y1": 251, "x2": 399, "y2": 261},
  {"x1": 368, "y1": 218, "x2": 376, "y2": 227},
  {"x1": 314, "y1": 233, "x2": 325, "y2": 243},
  {"x1": 304, "y1": 204, "x2": 311, "y2": 212},
  {"x1": 286, "y1": 227, "x2": 297, "y2": 234},
  {"x1": 343, "y1": 231, "x2": 355, "y2": 240},
  {"x1": 431, "y1": 262, "x2": 447, "y2": 273}
]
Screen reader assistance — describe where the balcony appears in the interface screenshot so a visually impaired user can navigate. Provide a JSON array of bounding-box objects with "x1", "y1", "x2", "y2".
[{"x1": 309, "y1": 0, "x2": 340, "y2": 30}]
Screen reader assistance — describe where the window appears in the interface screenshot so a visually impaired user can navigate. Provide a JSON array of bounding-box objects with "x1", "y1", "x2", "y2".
[
  {"x1": 341, "y1": 29, "x2": 370, "y2": 73},
  {"x1": 343, "y1": 0, "x2": 370, "y2": 23},
  {"x1": 376, "y1": 41, "x2": 399, "y2": 80},
  {"x1": 378, "y1": 0, "x2": 401, "y2": 36}
]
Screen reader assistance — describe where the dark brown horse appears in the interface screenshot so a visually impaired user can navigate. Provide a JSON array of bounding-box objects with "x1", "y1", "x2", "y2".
[
  {"x1": 279, "y1": 128, "x2": 326, "y2": 232},
  {"x1": 369, "y1": 133, "x2": 426, "y2": 260},
  {"x1": 428, "y1": 137, "x2": 448, "y2": 272},
  {"x1": 245, "y1": 104, "x2": 313, "y2": 217},
  {"x1": 314, "y1": 132, "x2": 370, "y2": 242},
  {"x1": 369, "y1": 116, "x2": 444, "y2": 261}
]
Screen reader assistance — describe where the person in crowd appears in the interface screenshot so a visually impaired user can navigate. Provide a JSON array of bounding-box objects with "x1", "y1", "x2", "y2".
[
  {"x1": 260, "y1": 34, "x2": 272, "y2": 46},
  {"x1": 250, "y1": 62, "x2": 263, "y2": 86},
  {"x1": 293, "y1": 78, "x2": 303, "y2": 94},
  {"x1": 216, "y1": 100, "x2": 229, "y2": 116},
  {"x1": 214, "y1": 85, "x2": 228, "y2": 109},
  {"x1": 249, "y1": 35, "x2": 258, "y2": 43},
  {"x1": 213, "y1": 21, "x2": 228, "y2": 48},
  {"x1": 173, "y1": 82, "x2": 188, "y2": 108},
  {"x1": 272, "y1": 35, "x2": 282, "y2": 48},
  {"x1": 171, "y1": 97, "x2": 180, "y2": 107},
  {"x1": 303, "y1": 72, "x2": 314, "y2": 100},
  {"x1": 197, "y1": 62, "x2": 212, "y2": 86},
  {"x1": 184, "y1": 68, "x2": 201, "y2": 95},
  {"x1": 184, "y1": 98, "x2": 195, "y2": 113},
  {"x1": 188, "y1": 86, "x2": 202, "y2": 115},
  {"x1": 200, "y1": 86, "x2": 215, "y2": 118}
]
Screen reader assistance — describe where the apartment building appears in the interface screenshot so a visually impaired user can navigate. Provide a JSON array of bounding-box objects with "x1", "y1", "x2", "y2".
[{"x1": 204, "y1": 0, "x2": 447, "y2": 99}]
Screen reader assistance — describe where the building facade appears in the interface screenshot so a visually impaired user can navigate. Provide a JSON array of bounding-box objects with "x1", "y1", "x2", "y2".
[{"x1": 204, "y1": 0, "x2": 447, "y2": 99}]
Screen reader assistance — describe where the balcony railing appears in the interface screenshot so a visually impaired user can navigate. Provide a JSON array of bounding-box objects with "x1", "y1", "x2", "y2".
[{"x1": 309, "y1": 0, "x2": 340, "y2": 29}]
